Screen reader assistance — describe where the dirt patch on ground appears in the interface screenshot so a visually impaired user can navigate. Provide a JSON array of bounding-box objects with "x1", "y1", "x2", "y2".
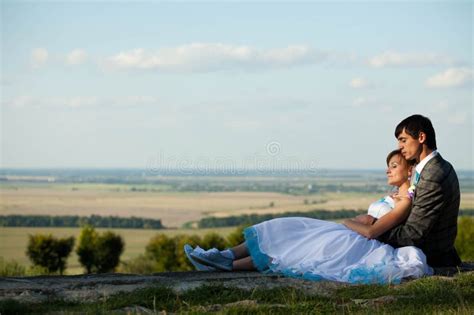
[
  {"x1": 1, "y1": 264, "x2": 473, "y2": 305},
  {"x1": 0, "y1": 272, "x2": 345, "y2": 304}
]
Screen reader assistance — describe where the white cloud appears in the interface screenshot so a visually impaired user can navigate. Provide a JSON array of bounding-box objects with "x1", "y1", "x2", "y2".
[
  {"x1": 351, "y1": 96, "x2": 392, "y2": 112},
  {"x1": 65, "y1": 96, "x2": 99, "y2": 108},
  {"x1": 28, "y1": 45, "x2": 462, "y2": 73},
  {"x1": 1, "y1": 77, "x2": 13, "y2": 86},
  {"x1": 109, "y1": 96, "x2": 159, "y2": 108},
  {"x1": 369, "y1": 51, "x2": 456, "y2": 68},
  {"x1": 3, "y1": 95, "x2": 159, "y2": 109},
  {"x1": 105, "y1": 43, "x2": 326, "y2": 72},
  {"x1": 352, "y1": 96, "x2": 377, "y2": 107},
  {"x1": 3, "y1": 96, "x2": 35, "y2": 108},
  {"x1": 447, "y1": 112, "x2": 468, "y2": 125},
  {"x1": 380, "y1": 105, "x2": 393, "y2": 113},
  {"x1": 429, "y1": 101, "x2": 469, "y2": 125},
  {"x1": 31, "y1": 48, "x2": 49, "y2": 68},
  {"x1": 432, "y1": 101, "x2": 450, "y2": 112},
  {"x1": 225, "y1": 120, "x2": 262, "y2": 130},
  {"x1": 425, "y1": 67, "x2": 473, "y2": 88},
  {"x1": 349, "y1": 77, "x2": 371, "y2": 89},
  {"x1": 66, "y1": 49, "x2": 88, "y2": 65},
  {"x1": 260, "y1": 45, "x2": 317, "y2": 65}
]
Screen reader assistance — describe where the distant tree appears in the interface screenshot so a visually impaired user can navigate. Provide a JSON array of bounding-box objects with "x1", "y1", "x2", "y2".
[
  {"x1": 119, "y1": 254, "x2": 156, "y2": 274},
  {"x1": 456, "y1": 217, "x2": 474, "y2": 261},
  {"x1": 226, "y1": 226, "x2": 246, "y2": 247},
  {"x1": 76, "y1": 225, "x2": 124, "y2": 273},
  {"x1": 0, "y1": 257, "x2": 26, "y2": 277},
  {"x1": 76, "y1": 225, "x2": 98, "y2": 273},
  {"x1": 201, "y1": 232, "x2": 227, "y2": 250},
  {"x1": 145, "y1": 234, "x2": 176, "y2": 272},
  {"x1": 94, "y1": 231, "x2": 124, "y2": 273},
  {"x1": 0, "y1": 215, "x2": 163, "y2": 229},
  {"x1": 26, "y1": 234, "x2": 75, "y2": 275},
  {"x1": 197, "y1": 209, "x2": 367, "y2": 228},
  {"x1": 173, "y1": 234, "x2": 202, "y2": 271},
  {"x1": 144, "y1": 231, "x2": 248, "y2": 272}
]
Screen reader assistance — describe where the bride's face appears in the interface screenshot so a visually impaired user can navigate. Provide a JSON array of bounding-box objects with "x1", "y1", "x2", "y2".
[{"x1": 386, "y1": 154, "x2": 409, "y2": 187}]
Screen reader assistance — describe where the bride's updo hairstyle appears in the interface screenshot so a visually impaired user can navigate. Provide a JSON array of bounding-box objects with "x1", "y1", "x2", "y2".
[{"x1": 386, "y1": 149, "x2": 416, "y2": 168}]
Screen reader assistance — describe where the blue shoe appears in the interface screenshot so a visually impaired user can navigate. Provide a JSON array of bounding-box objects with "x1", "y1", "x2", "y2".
[
  {"x1": 184, "y1": 244, "x2": 216, "y2": 271},
  {"x1": 190, "y1": 248, "x2": 233, "y2": 271}
]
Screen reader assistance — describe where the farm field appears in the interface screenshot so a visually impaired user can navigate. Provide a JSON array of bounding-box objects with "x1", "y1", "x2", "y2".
[
  {"x1": 1, "y1": 184, "x2": 473, "y2": 227},
  {"x1": 0, "y1": 226, "x2": 236, "y2": 275},
  {"x1": 0, "y1": 185, "x2": 377, "y2": 227}
]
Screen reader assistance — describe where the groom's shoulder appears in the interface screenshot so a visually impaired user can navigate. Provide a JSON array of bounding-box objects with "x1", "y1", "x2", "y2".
[{"x1": 423, "y1": 154, "x2": 457, "y2": 182}]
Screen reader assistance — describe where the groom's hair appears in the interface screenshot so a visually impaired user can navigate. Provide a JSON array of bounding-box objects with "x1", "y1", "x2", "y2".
[{"x1": 395, "y1": 114, "x2": 437, "y2": 150}]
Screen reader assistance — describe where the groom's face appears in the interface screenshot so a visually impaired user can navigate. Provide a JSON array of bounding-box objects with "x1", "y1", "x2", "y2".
[{"x1": 397, "y1": 129, "x2": 422, "y2": 161}]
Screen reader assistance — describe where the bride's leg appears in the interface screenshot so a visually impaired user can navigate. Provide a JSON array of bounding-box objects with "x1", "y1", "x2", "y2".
[
  {"x1": 229, "y1": 242, "x2": 249, "y2": 260},
  {"x1": 232, "y1": 256, "x2": 256, "y2": 271}
]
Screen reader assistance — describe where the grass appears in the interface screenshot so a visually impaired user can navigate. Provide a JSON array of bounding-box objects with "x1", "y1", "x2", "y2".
[{"x1": 1, "y1": 272, "x2": 472, "y2": 314}]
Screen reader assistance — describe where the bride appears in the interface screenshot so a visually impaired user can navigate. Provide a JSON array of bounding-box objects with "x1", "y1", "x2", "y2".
[{"x1": 184, "y1": 149, "x2": 434, "y2": 283}]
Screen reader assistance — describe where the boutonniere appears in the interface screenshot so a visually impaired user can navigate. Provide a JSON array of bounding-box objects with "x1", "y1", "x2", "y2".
[
  {"x1": 407, "y1": 171, "x2": 420, "y2": 200},
  {"x1": 407, "y1": 184, "x2": 416, "y2": 200}
]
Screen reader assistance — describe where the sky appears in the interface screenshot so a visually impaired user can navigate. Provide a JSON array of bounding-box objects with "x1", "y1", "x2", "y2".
[{"x1": 1, "y1": 1, "x2": 473, "y2": 171}]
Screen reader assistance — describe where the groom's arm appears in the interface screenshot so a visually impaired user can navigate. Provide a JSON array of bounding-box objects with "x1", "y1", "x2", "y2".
[{"x1": 377, "y1": 177, "x2": 445, "y2": 247}]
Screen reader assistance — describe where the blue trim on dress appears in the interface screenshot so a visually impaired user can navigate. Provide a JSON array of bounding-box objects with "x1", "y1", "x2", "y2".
[
  {"x1": 347, "y1": 265, "x2": 402, "y2": 284},
  {"x1": 243, "y1": 226, "x2": 404, "y2": 284},
  {"x1": 244, "y1": 226, "x2": 324, "y2": 280},
  {"x1": 243, "y1": 227, "x2": 271, "y2": 272}
]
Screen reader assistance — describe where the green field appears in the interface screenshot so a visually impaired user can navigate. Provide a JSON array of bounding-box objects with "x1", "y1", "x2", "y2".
[{"x1": 0, "y1": 226, "x2": 235, "y2": 275}]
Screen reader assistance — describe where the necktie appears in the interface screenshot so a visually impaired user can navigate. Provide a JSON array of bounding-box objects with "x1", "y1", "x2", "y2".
[{"x1": 413, "y1": 171, "x2": 421, "y2": 185}]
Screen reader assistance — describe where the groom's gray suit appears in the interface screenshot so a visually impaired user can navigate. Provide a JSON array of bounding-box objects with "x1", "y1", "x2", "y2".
[{"x1": 377, "y1": 154, "x2": 462, "y2": 267}]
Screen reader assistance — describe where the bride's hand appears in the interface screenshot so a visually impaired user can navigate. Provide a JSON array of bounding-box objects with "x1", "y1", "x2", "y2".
[
  {"x1": 389, "y1": 192, "x2": 399, "y2": 198},
  {"x1": 353, "y1": 214, "x2": 376, "y2": 225},
  {"x1": 391, "y1": 192, "x2": 411, "y2": 201}
]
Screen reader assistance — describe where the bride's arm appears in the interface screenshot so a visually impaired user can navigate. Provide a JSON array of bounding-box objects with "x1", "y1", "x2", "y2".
[
  {"x1": 351, "y1": 214, "x2": 376, "y2": 225},
  {"x1": 342, "y1": 198, "x2": 411, "y2": 239}
]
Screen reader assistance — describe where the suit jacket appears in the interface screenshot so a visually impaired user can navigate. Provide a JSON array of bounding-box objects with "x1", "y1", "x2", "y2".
[{"x1": 377, "y1": 154, "x2": 462, "y2": 267}]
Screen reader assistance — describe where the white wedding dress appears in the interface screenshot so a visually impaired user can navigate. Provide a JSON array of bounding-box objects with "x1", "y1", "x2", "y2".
[{"x1": 244, "y1": 196, "x2": 433, "y2": 284}]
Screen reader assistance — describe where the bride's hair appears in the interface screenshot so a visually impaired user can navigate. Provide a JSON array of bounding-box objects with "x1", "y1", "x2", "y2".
[{"x1": 386, "y1": 149, "x2": 416, "y2": 168}]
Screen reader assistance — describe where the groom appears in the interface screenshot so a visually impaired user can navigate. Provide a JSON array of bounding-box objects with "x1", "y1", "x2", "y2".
[{"x1": 377, "y1": 114, "x2": 462, "y2": 267}]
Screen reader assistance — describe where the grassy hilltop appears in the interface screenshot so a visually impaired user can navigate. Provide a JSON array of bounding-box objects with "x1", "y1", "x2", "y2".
[{"x1": 1, "y1": 271, "x2": 473, "y2": 314}]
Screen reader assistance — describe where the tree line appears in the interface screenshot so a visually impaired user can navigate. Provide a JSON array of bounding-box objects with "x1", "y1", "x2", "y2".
[
  {"x1": 197, "y1": 208, "x2": 474, "y2": 228},
  {"x1": 0, "y1": 215, "x2": 164, "y2": 229},
  {"x1": 197, "y1": 209, "x2": 367, "y2": 228}
]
